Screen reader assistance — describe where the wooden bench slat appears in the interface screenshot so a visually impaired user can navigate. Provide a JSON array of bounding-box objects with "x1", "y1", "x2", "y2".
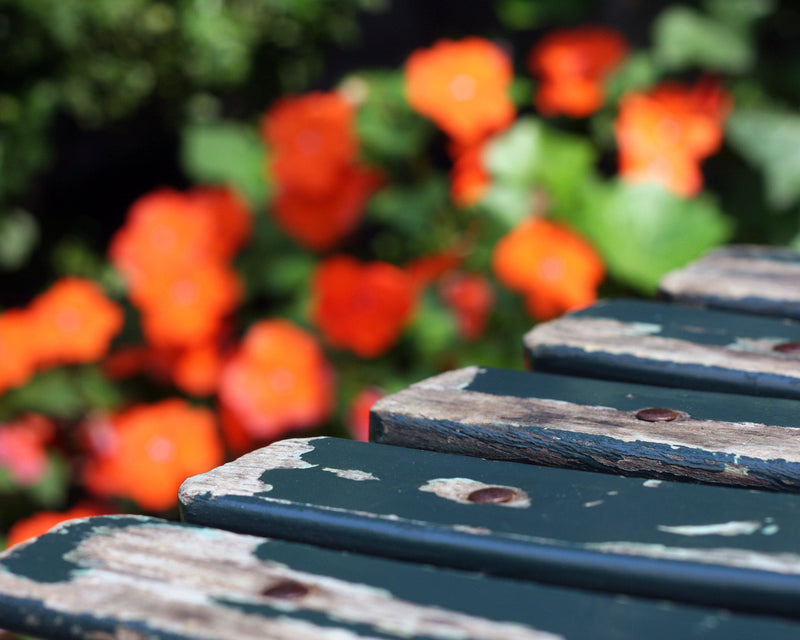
[
  {"x1": 524, "y1": 298, "x2": 800, "y2": 400},
  {"x1": 181, "y1": 437, "x2": 800, "y2": 618},
  {"x1": 659, "y1": 244, "x2": 800, "y2": 318},
  {"x1": 370, "y1": 366, "x2": 800, "y2": 491},
  {"x1": 6, "y1": 515, "x2": 798, "y2": 640}
]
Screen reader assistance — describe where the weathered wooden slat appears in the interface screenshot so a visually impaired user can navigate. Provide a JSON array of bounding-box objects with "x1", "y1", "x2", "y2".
[
  {"x1": 370, "y1": 365, "x2": 800, "y2": 491},
  {"x1": 181, "y1": 437, "x2": 800, "y2": 618},
  {"x1": 524, "y1": 298, "x2": 800, "y2": 400},
  {"x1": 659, "y1": 244, "x2": 800, "y2": 318},
  {"x1": 5, "y1": 515, "x2": 798, "y2": 639}
]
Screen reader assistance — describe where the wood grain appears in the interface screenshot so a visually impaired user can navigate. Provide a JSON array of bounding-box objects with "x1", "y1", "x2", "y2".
[
  {"x1": 5, "y1": 516, "x2": 795, "y2": 640},
  {"x1": 659, "y1": 244, "x2": 800, "y2": 318},
  {"x1": 524, "y1": 298, "x2": 800, "y2": 400},
  {"x1": 371, "y1": 366, "x2": 800, "y2": 490},
  {"x1": 181, "y1": 436, "x2": 800, "y2": 618}
]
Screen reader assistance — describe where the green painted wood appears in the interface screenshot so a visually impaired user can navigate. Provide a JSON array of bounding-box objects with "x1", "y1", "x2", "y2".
[
  {"x1": 659, "y1": 244, "x2": 800, "y2": 319},
  {"x1": 369, "y1": 366, "x2": 800, "y2": 491},
  {"x1": 5, "y1": 515, "x2": 798, "y2": 639},
  {"x1": 181, "y1": 436, "x2": 800, "y2": 618},
  {"x1": 524, "y1": 298, "x2": 800, "y2": 400}
]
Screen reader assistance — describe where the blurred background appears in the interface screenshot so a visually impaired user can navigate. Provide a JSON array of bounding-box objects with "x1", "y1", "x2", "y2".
[{"x1": 1, "y1": 0, "x2": 799, "y2": 553}]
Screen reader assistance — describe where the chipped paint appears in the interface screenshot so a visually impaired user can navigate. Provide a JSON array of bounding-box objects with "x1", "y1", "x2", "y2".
[
  {"x1": 321, "y1": 468, "x2": 379, "y2": 481},
  {"x1": 588, "y1": 540, "x2": 800, "y2": 575},
  {"x1": 418, "y1": 478, "x2": 530, "y2": 508},
  {"x1": 452, "y1": 525, "x2": 492, "y2": 535},
  {"x1": 179, "y1": 438, "x2": 321, "y2": 503},
  {"x1": 584, "y1": 500, "x2": 604, "y2": 508},
  {"x1": 0, "y1": 519, "x2": 562, "y2": 640},
  {"x1": 643, "y1": 480, "x2": 662, "y2": 488},
  {"x1": 657, "y1": 521, "x2": 763, "y2": 537}
]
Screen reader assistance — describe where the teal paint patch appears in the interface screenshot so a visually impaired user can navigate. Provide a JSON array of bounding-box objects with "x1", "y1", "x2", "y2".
[
  {"x1": 570, "y1": 299, "x2": 800, "y2": 345},
  {"x1": 0, "y1": 515, "x2": 152, "y2": 583}
]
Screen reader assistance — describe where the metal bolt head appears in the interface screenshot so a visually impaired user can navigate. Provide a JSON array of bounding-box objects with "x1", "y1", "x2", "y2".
[
  {"x1": 262, "y1": 580, "x2": 310, "y2": 599},
  {"x1": 635, "y1": 407, "x2": 681, "y2": 422},
  {"x1": 773, "y1": 341, "x2": 800, "y2": 354},
  {"x1": 467, "y1": 486, "x2": 517, "y2": 504}
]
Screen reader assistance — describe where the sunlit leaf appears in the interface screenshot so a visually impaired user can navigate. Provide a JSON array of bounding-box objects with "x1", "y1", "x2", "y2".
[
  {"x1": 181, "y1": 121, "x2": 268, "y2": 207},
  {"x1": 577, "y1": 181, "x2": 733, "y2": 293},
  {"x1": 653, "y1": 6, "x2": 754, "y2": 73},
  {"x1": 727, "y1": 108, "x2": 800, "y2": 210},
  {"x1": 0, "y1": 209, "x2": 38, "y2": 270},
  {"x1": 484, "y1": 117, "x2": 596, "y2": 225}
]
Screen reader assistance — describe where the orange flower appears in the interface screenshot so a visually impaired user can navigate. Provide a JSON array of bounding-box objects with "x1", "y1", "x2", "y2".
[
  {"x1": 439, "y1": 273, "x2": 495, "y2": 340},
  {"x1": 5, "y1": 503, "x2": 114, "y2": 549},
  {"x1": 218, "y1": 320, "x2": 334, "y2": 441},
  {"x1": 82, "y1": 400, "x2": 224, "y2": 511},
  {"x1": 347, "y1": 387, "x2": 383, "y2": 442},
  {"x1": 615, "y1": 80, "x2": 732, "y2": 197},
  {"x1": 262, "y1": 92, "x2": 358, "y2": 196},
  {"x1": 529, "y1": 26, "x2": 628, "y2": 118},
  {"x1": 190, "y1": 186, "x2": 252, "y2": 260},
  {"x1": 311, "y1": 256, "x2": 417, "y2": 358},
  {"x1": 493, "y1": 218, "x2": 604, "y2": 320},
  {"x1": 171, "y1": 341, "x2": 225, "y2": 396},
  {"x1": 29, "y1": 278, "x2": 124, "y2": 366},
  {"x1": 0, "y1": 414, "x2": 54, "y2": 486},
  {"x1": 405, "y1": 37, "x2": 515, "y2": 143},
  {"x1": 449, "y1": 139, "x2": 491, "y2": 207},
  {"x1": 0, "y1": 309, "x2": 38, "y2": 395},
  {"x1": 132, "y1": 263, "x2": 241, "y2": 349},
  {"x1": 109, "y1": 189, "x2": 217, "y2": 288},
  {"x1": 273, "y1": 164, "x2": 381, "y2": 251}
]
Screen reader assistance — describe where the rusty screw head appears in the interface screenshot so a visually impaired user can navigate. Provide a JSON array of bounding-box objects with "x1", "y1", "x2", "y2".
[
  {"x1": 467, "y1": 486, "x2": 517, "y2": 504},
  {"x1": 635, "y1": 408, "x2": 681, "y2": 422},
  {"x1": 773, "y1": 341, "x2": 800, "y2": 354},
  {"x1": 262, "y1": 580, "x2": 310, "y2": 599}
]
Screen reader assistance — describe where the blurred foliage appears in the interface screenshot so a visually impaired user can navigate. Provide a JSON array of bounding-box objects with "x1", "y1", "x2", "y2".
[
  {"x1": 0, "y1": 0, "x2": 382, "y2": 273},
  {"x1": 1, "y1": 2, "x2": 800, "y2": 609}
]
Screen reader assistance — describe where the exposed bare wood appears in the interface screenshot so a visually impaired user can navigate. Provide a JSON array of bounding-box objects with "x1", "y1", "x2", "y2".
[
  {"x1": 179, "y1": 438, "x2": 321, "y2": 503},
  {"x1": 660, "y1": 245, "x2": 800, "y2": 303},
  {"x1": 0, "y1": 517, "x2": 561, "y2": 640},
  {"x1": 524, "y1": 317, "x2": 800, "y2": 378}
]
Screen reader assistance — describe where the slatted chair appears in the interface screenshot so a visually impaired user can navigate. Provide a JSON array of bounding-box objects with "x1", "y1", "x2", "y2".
[{"x1": 3, "y1": 244, "x2": 800, "y2": 640}]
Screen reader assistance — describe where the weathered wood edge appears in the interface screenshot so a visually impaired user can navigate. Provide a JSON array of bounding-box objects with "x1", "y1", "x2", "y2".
[
  {"x1": 523, "y1": 314, "x2": 800, "y2": 401},
  {"x1": 659, "y1": 245, "x2": 800, "y2": 316},
  {"x1": 370, "y1": 366, "x2": 800, "y2": 491},
  {"x1": 180, "y1": 437, "x2": 800, "y2": 618},
  {"x1": 0, "y1": 515, "x2": 562, "y2": 640}
]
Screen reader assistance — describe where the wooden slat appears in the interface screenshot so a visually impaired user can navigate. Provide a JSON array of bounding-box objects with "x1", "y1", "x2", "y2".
[
  {"x1": 370, "y1": 366, "x2": 800, "y2": 491},
  {"x1": 659, "y1": 244, "x2": 800, "y2": 318},
  {"x1": 181, "y1": 437, "x2": 800, "y2": 618},
  {"x1": 6, "y1": 516, "x2": 799, "y2": 640},
  {"x1": 524, "y1": 298, "x2": 800, "y2": 400}
]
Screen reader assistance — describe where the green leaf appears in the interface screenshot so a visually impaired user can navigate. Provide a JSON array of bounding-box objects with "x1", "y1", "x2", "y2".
[
  {"x1": 727, "y1": 109, "x2": 800, "y2": 210},
  {"x1": 484, "y1": 117, "x2": 596, "y2": 225},
  {"x1": 353, "y1": 71, "x2": 432, "y2": 165},
  {"x1": 704, "y1": 0, "x2": 776, "y2": 28},
  {"x1": 0, "y1": 366, "x2": 122, "y2": 420},
  {"x1": 181, "y1": 121, "x2": 268, "y2": 207},
  {"x1": 369, "y1": 177, "x2": 450, "y2": 235},
  {"x1": 577, "y1": 182, "x2": 732, "y2": 293},
  {"x1": 0, "y1": 209, "x2": 38, "y2": 270},
  {"x1": 653, "y1": 6, "x2": 754, "y2": 73},
  {"x1": 481, "y1": 184, "x2": 536, "y2": 229},
  {"x1": 26, "y1": 454, "x2": 70, "y2": 509}
]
